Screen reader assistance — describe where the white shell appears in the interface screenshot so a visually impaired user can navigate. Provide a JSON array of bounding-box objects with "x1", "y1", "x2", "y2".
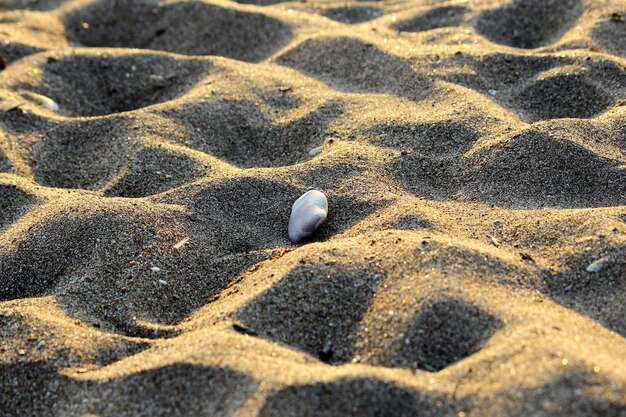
[
  {"x1": 288, "y1": 190, "x2": 328, "y2": 243},
  {"x1": 586, "y1": 256, "x2": 610, "y2": 273},
  {"x1": 24, "y1": 92, "x2": 59, "y2": 111},
  {"x1": 309, "y1": 146, "x2": 323, "y2": 156}
]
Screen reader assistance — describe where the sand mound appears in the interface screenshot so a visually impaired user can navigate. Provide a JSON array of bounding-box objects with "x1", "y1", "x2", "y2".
[
  {"x1": 259, "y1": 378, "x2": 455, "y2": 417},
  {"x1": 236, "y1": 247, "x2": 382, "y2": 364},
  {"x1": 158, "y1": 98, "x2": 342, "y2": 168},
  {"x1": 545, "y1": 230, "x2": 626, "y2": 336},
  {"x1": 1, "y1": 51, "x2": 210, "y2": 117},
  {"x1": 320, "y1": 5, "x2": 383, "y2": 24},
  {"x1": 0, "y1": 360, "x2": 254, "y2": 417},
  {"x1": 0, "y1": 182, "x2": 35, "y2": 231},
  {"x1": 383, "y1": 297, "x2": 502, "y2": 372},
  {"x1": 0, "y1": 0, "x2": 625, "y2": 416},
  {"x1": 476, "y1": 0, "x2": 584, "y2": 49},
  {"x1": 102, "y1": 143, "x2": 220, "y2": 198},
  {"x1": 395, "y1": 5, "x2": 469, "y2": 32},
  {"x1": 514, "y1": 67, "x2": 613, "y2": 121},
  {"x1": 593, "y1": 11, "x2": 626, "y2": 57},
  {"x1": 277, "y1": 36, "x2": 434, "y2": 101},
  {"x1": 63, "y1": 0, "x2": 292, "y2": 62},
  {"x1": 462, "y1": 129, "x2": 625, "y2": 208},
  {"x1": 387, "y1": 120, "x2": 480, "y2": 201},
  {"x1": 29, "y1": 118, "x2": 137, "y2": 189}
]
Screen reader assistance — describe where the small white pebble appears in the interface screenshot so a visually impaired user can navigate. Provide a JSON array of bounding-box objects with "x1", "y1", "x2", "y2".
[
  {"x1": 288, "y1": 190, "x2": 328, "y2": 243},
  {"x1": 158, "y1": 279, "x2": 167, "y2": 286},
  {"x1": 308, "y1": 146, "x2": 323, "y2": 157},
  {"x1": 173, "y1": 237, "x2": 190, "y2": 249},
  {"x1": 24, "y1": 92, "x2": 59, "y2": 111},
  {"x1": 488, "y1": 89, "x2": 497, "y2": 96},
  {"x1": 151, "y1": 266, "x2": 161, "y2": 272},
  {"x1": 586, "y1": 257, "x2": 610, "y2": 273},
  {"x1": 41, "y1": 98, "x2": 59, "y2": 111},
  {"x1": 149, "y1": 74, "x2": 166, "y2": 86}
]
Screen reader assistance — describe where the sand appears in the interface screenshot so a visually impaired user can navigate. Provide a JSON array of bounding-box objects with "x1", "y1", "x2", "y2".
[{"x1": 0, "y1": 0, "x2": 625, "y2": 415}]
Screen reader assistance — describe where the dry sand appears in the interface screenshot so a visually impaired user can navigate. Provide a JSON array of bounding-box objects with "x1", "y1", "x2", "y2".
[{"x1": 0, "y1": 0, "x2": 625, "y2": 415}]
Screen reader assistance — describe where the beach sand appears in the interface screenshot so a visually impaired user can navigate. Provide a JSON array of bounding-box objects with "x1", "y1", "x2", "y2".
[{"x1": 0, "y1": 0, "x2": 625, "y2": 415}]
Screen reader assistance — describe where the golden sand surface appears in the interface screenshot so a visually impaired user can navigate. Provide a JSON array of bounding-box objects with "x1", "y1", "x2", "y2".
[{"x1": 0, "y1": 0, "x2": 625, "y2": 415}]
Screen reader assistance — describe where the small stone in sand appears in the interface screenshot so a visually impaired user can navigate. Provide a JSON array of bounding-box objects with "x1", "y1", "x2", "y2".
[
  {"x1": 25, "y1": 92, "x2": 59, "y2": 111},
  {"x1": 309, "y1": 146, "x2": 324, "y2": 157},
  {"x1": 487, "y1": 234, "x2": 500, "y2": 247},
  {"x1": 151, "y1": 266, "x2": 161, "y2": 272},
  {"x1": 586, "y1": 256, "x2": 610, "y2": 273},
  {"x1": 288, "y1": 190, "x2": 328, "y2": 243},
  {"x1": 158, "y1": 279, "x2": 167, "y2": 286},
  {"x1": 173, "y1": 237, "x2": 190, "y2": 249},
  {"x1": 149, "y1": 74, "x2": 166, "y2": 87}
]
